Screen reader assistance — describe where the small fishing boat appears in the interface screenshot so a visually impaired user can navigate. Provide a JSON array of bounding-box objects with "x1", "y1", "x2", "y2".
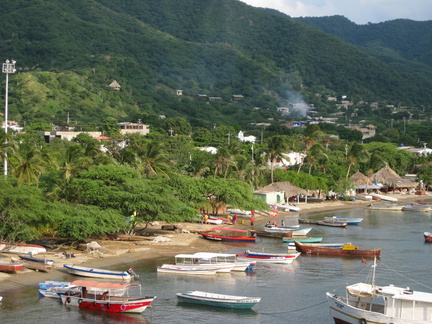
[
  {"x1": 264, "y1": 225, "x2": 300, "y2": 233},
  {"x1": 61, "y1": 280, "x2": 155, "y2": 313},
  {"x1": 286, "y1": 227, "x2": 313, "y2": 236},
  {"x1": 63, "y1": 264, "x2": 138, "y2": 280},
  {"x1": 371, "y1": 193, "x2": 398, "y2": 202},
  {"x1": 192, "y1": 252, "x2": 255, "y2": 271},
  {"x1": 0, "y1": 243, "x2": 46, "y2": 255},
  {"x1": 19, "y1": 254, "x2": 54, "y2": 265},
  {"x1": 39, "y1": 280, "x2": 72, "y2": 290},
  {"x1": 367, "y1": 204, "x2": 404, "y2": 211},
  {"x1": 323, "y1": 216, "x2": 363, "y2": 225},
  {"x1": 287, "y1": 242, "x2": 344, "y2": 250},
  {"x1": 206, "y1": 217, "x2": 224, "y2": 225},
  {"x1": 402, "y1": 205, "x2": 432, "y2": 212},
  {"x1": 327, "y1": 258, "x2": 432, "y2": 323},
  {"x1": 282, "y1": 236, "x2": 323, "y2": 243},
  {"x1": 294, "y1": 241, "x2": 381, "y2": 258},
  {"x1": 0, "y1": 261, "x2": 24, "y2": 273},
  {"x1": 157, "y1": 266, "x2": 218, "y2": 275},
  {"x1": 201, "y1": 228, "x2": 256, "y2": 242},
  {"x1": 176, "y1": 291, "x2": 261, "y2": 309},
  {"x1": 273, "y1": 204, "x2": 300, "y2": 212},
  {"x1": 424, "y1": 232, "x2": 432, "y2": 242},
  {"x1": 19, "y1": 255, "x2": 54, "y2": 272},
  {"x1": 316, "y1": 220, "x2": 347, "y2": 228},
  {"x1": 355, "y1": 194, "x2": 373, "y2": 201},
  {"x1": 237, "y1": 250, "x2": 301, "y2": 264}
]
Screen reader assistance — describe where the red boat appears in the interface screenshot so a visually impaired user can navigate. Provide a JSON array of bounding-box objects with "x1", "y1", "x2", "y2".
[
  {"x1": 201, "y1": 228, "x2": 256, "y2": 242},
  {"x1": 294, "y1": 241, "x2": 381, "y2": 258},
  {"x1": 424, "y1": 232, "x2": 432, "y2": 242},
  {"x1": 0, "y1": 261, "x2": 24, "y2": 273},
  {"x1": 60, "y1": 280, "x2": 155, "y2": 313}
]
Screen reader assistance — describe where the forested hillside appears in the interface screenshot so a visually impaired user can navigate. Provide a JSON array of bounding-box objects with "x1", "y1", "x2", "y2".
[{"x1": 0, "y1": 0, "x2": 431, "y2": 129}]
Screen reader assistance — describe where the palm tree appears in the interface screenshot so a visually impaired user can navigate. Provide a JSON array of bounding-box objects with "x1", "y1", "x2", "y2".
[
  {"x1": 265, "y1": 136, "x2": 289, "y2": 183},
  {"x1": 345, "y1": 142, "x2": 370, "y2": 179},
  {"x1": 306, "y1": 143, "x2": 329, "y2": 174},
  {"x1": 0, "y1": 132, "x2": 17, "y2": 176},
  {"x1": 136, "y1": 141, "x2": 170, "y2": 178},
  {"x1": 58, "y1": 144, "x2": 92, "y2": 182},
  {"x1": 11, "y1": 144, "x2": 44, "y2": 186}
]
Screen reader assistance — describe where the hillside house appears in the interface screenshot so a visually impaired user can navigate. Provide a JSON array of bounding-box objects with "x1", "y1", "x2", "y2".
[
  {"x1": 119, "y1": 122, "x2": 150, "y2": 136},
  {"x1": 237, "y1": 131, "x2": 256, "y2": 143},
  {"x1": 108, "y1": 80, "x2": 121, "y2": 90}
]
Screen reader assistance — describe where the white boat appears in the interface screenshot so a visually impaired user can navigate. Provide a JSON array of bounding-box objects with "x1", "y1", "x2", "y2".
[
  {"x1": 63, "y1": 264, "x2": 137, "y2": 280},
  {"x1": 0, "y1": 243, "x2": 46, "y2": 255},
  {"x1": 39, "y1": 280, "x2": 72, "y2": 290},
  {"x1": 157, "y1": 254, "x2": 234, "y2": 274},
  {"x1": 327, "y1": 258, "x2": 432, "y2": 323},
  {"x1": 237, "y1": 250, "x2": 301, "y2": 264},
  {"x1": 402, "y1": 205, "x2": 432, "y2": 212},
  {"x1": 289, "y1": 227, "x2": 312, "y2": 236},
  {"x1": 206, "y1": 218, "x2": 223, "y2": 225},
  {"x1": 264, "y1": 225, "x2": 301, "y2": 233},
  {"x1": 355, "y1": 194, "x2": 373, "y2": 201},
  {"x1": 0, "y1": 296, "x2": 2, "y2": 302},
  {"x1": 192, "y1": 252, "x2": 255, "y2": 272},
  {"x1": 324, "y1": 216, "x2": 363, "y2": 225},
  {"x1": 176, "y1": 291, "x2": 261, "y2": 309},
  {"x1": 227, "y1": 209, "x2": 251, "y2": 215},
  {"x1": 367, "y1": 204, "x2": 404, "y2": 211},
  {"x1": 370, "y1": 193, "x2": 398, "y2": 202},
  {"x1": 39, "y1": 284, "x2": 126, "y2": 299},
  {"x1": 274, "y1": 204, "x2": 300, "y2": 212}
]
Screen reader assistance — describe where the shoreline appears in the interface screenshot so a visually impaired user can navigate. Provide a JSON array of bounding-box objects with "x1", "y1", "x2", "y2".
[{"x1": 0, "y1": 193, "x2": 429, "y2": 294}]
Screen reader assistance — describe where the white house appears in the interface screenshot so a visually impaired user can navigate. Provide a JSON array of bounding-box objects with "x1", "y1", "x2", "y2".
[{"x1": 237, "y1": 131, "x2": 256, "y2": 143}]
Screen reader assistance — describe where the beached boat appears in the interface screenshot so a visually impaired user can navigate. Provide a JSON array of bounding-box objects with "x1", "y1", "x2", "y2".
[
  {"x1": 274, "y1": 204, "x2": 300, "y2": 212},
  {"x1": 294, "y1": 241, "x2": 381, "y2": 257},
  {"x1": 316, "y1": 220, "x2": 347, "y2": 228},
  {"x1": 355, "y1": 194, "x2": 373, "y2": 201},
  {"x1": 327, "y1": 258, "x2": 432, "y2": 324},
  {"x1": 176, "y1": 291, "x2": 261, "y2": 309},
  {"x1": 19, "y1": 254, "x2": 54, "y2": 265},
  {"x1": 61, "y1": 280, "x2": 155, "y2": 313},
  {"x1": 206, "y1": 217, "x2": 224, "y2": 225},
  {"x1": 282, "y1": 236, "x2": 323, "y2": 243},
  {"x1": 424, "y1": 232, "x2": 432, "y2": 242},
  {"x1": 0, "y1": 261, "x2": 24, "y2": 273},
  {"x1": 402, "y1": 205, "x2": 432, "y2": 212},
  {"x1": 19, "y1": 255, "x2": 54, "y2": 272},
  {"x1": 0, "y1": 243, "x2": 46, "y2": 255},
  {"x1": 226, "y1": 209, "x2": 251, "y2": 215},
  {"x1": 371, "y1": 193, "x2": 398, "y2": 202},
  {"x1": 323, "y1": 216, "x2": 363, "y2": 225},
  {"x1": 237, "y1": 250, "x2": 301, "y2": 264},
  {"x1": 264, "y1": 225, "x2": 300, "y2": 233},
  {"x1": 201, "y1": 228, "x2": 256, "y2": 242},
  {"x1": 63, "y1": 264, "x2": 138, "y2": 280},
  {"x1": 287, "y1": 242, "x2": 344, "y2": 250}
]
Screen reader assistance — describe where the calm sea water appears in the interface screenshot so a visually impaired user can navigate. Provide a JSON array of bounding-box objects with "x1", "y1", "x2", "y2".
[{"x1": 2, "y1": 200, "x2": 432, "y2": 324}]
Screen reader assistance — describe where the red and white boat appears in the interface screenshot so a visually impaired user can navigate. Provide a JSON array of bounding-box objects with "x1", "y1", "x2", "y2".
[
  {"x1": 424, "y1": 232, "x2": 432, "y2": 242},
  {"x1": 0, "y1": 243, "x2": 46, "y2": 254},
  {"x1": 236, "y1": 250, "x2": 301, "y2": 264},
  {"x1": 60, "y1": 280, "x2": 155, "y2": 313},
  {"x1": 201, "y1": 228, "x2": 256, "y2": 242},
  {"x1": 0, "y1": 261, "x2": 24, "y2": 273}
]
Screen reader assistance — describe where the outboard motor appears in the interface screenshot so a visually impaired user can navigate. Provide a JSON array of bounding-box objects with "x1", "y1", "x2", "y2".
[{"x1": 127, "y1": 267, "x2": 139, "y2": 278}]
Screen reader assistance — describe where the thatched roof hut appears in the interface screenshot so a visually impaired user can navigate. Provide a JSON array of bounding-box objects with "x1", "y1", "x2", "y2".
[
  {"x1": 371, "y1": 166, "x2": 417, "y2": 188},
  {"x1": 254, "y1": 181, "x2": 307, "y2": 199},
  {"x1": 351, "y1": 171, "x2": 374, "y2": 186}
]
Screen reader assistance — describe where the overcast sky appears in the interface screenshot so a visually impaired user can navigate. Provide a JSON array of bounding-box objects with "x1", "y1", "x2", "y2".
[{"x1": 239, "y1": 0, "x2": 432, "y2": 24}]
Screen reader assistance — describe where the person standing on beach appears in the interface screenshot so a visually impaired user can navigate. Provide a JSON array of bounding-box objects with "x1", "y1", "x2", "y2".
[
  {"x1": 203, "y1": 214, "x2": 208, "y2": 224},
  {"x1": 250, "y1": 215, "x2": 255, "y2": 227},
  {"x1": 233, "y1": 214, "x2": 238, "y2": 225}
]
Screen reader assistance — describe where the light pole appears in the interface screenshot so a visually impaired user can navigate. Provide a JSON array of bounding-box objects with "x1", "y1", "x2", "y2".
[{"x1": 2, "y1": 59, "x2": 16, "y2": 177}]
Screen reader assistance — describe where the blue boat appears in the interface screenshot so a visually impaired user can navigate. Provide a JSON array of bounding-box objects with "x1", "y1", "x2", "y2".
[
  {"x1": 282, "y1": 236, "x2": 323, "y2": 243},
  {"x1": 176, "y1": 291, "x2": 261, "y2": 309}
]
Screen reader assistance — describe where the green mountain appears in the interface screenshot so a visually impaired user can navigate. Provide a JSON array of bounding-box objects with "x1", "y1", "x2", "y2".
[{"x1": 1, "y1": 0, "x2": 431, "y2": 129}]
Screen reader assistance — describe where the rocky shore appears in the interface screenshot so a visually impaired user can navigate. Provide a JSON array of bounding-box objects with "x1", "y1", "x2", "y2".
[{"x1": 0, "y1": 192, "x2": 429, "y2": 293}]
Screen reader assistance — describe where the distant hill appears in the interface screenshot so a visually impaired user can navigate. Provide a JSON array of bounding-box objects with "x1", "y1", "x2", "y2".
[{"x1": 1, "y1": 0, "x2": 431, "y2": 129}]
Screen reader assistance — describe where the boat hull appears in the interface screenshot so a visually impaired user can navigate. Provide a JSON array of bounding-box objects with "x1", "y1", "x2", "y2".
[
  {"x1": 324, "y1": 217, "x2": 363, "y2": 225},
  {"x1": 63, "y1": 264, "x2": 132, "y2": 280},
  {"x1": 282, "y1": 237, "x2": 323, "y2": 243},
  {"x1": 61, "y1": 295, "x2": 154, "y2": 313},
  {"x1": 295, "y1": 242, "x2": 381, "y2": 257},
  {"x1": 157, "y1": 266, "x2": 218, "y2": 275},
  {"x1": 237, "y1": 252, "x2": 300, "y2": 264},
  {"x1": 176, "y1": 291, "x2": 260, "y2": 309},
  {"x1": 316, "y1": 221, "x2": 347, "y2": 228},
  {"x1": 424, "y1": 232, "x2": 432, "y2": 242},
  {"x1": 201, "y1": 233, "x2": 256, "y2": 242},
  {"x1": 0, "y1": 262, "x2": 24, "y2": 272}
]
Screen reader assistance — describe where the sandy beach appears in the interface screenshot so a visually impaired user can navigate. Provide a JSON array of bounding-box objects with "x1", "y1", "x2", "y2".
[{"x1": 0, "y1": 193, "x2": 429, "y2": 294}]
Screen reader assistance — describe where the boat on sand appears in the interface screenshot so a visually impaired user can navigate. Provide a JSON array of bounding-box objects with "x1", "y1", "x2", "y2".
[
  {"x1": 176, "y1": 291, "x2": 260, "y2": 309},
  {"x1": 201, "y1": 228, "x2": 256, "y2": 242}
]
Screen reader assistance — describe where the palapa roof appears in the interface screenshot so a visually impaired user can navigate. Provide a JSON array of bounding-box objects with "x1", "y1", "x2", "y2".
[
  {"x1": 371, "y1": 166, "x2": 417, "y2": 188},
  {"x1": 351, "y1": 171, "x2": 374, "y2": 186},
  {"x1": 254, "y1": 181, "x2": 307, "y2": 198}
]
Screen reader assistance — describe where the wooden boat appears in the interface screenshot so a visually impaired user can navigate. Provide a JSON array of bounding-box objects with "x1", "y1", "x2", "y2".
[
  {"x1": 274, "y1": 204, "x2": 300, "y2": 212},
  {"x1": 282, "y1": 236, "x2": 323, "y2": 243},
  {"x1": 264, "y1": 225, "x2": 300, "y2": 233},
  {"x1": 206, "y1": 217, "x2": 224, "y2": 225},
  {"x1": 201, "y1": 227, "x2": 256, "y2": 242},
  {"x1": 236, "y1": 250, "x2": 300, "y2": 264},
  {"x1": 0, "y1": 243, "x2": 46, "y2": 255},
  {"x1": 0, "y1": 261, "x2": 24, "y2": 273},
  {"x1": 63, "y1": 264, "x2": 137, "y2": 280},
  {"x1": 316, "y1": 220, "x2": 347, "y2": 228},
  {"x1": 367, "y1": 204, "x2": 404, "y2": 211},
  {"x1": 176, "y1": 291, "x2": 261, "y2": 309},
  {"x1": 61, "y1": 280, "x2": 155, "y2": 313},
  {"x1": 294, "y1": 241, "x2": 381, "y2": 258},
  {"x1": 402, "y1": 205, "x2": 432, "y2": 212},
  {"x1": 327, "y1": 258, "x2": 432, "y2": 323},
  {"x1": 19, "y1": 254, "x2": 54, "y2": 265},
  {"x1": 288, "y1": 242, "x2": 344, "y2": 250},
  {"x1": 323, "y1": 216, "x2": 363, "y2": 225},
  {"x1": 250, "y1": 230, "x2": 286, "y2": 238},
  {"x1": 355, "y1": 194, "x2": 372, "y2": 201},
  {"x1": 424, "y1": 232, "x2": 432, "y2": 242}
]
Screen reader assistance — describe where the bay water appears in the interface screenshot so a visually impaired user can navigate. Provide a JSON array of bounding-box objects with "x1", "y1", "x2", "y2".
[{"x1": 1, "y1": 201, "x2": 432, "y2": 324}]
